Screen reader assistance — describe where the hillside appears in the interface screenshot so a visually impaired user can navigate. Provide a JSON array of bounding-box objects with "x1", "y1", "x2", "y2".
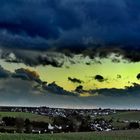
[
  {"x1": 98, "y1": 111, "x2": 140, "y2": 121},
  {"x1": 0, "y1": 112, "x2": 52, "y2": 123}
]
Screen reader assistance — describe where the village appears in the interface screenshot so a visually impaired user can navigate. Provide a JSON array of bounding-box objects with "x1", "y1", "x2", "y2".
[{"x1": 0, "y1": 106, "x2": 138, "y2": 134}]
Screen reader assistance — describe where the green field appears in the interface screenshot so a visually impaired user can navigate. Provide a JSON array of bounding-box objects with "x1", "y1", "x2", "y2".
[
  {"x1": 0, "y1": 111, "x2": 140, "y2": 123},
  {"x1": 95, "y1": 111, "x2": 140, "y2": 129},
  {"x1": 0, "y1": 111, "x2": 140, "y2": 131},
  {"x1": 0, "y1": 130, "x2": 140, "y2": 140},
  {"x1": 0, "y1": 111, "x2": 139, "y2": 139},
  {"x1": 97, "y1": 111, "x2": 140, "y2": 121},
  {"x1": 0, "y1": 112, "x2": 52, "y2": 123}
]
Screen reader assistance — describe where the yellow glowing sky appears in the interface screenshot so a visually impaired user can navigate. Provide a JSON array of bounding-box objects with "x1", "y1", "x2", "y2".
[{"x1": 1, "y1": 55, "x2": 140, "y2": 92}]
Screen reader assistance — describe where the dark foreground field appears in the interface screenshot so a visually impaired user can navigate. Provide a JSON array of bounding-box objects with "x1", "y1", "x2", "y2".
[{"x1": 0, "y1": 130, "x2": 140, "y2": 140}]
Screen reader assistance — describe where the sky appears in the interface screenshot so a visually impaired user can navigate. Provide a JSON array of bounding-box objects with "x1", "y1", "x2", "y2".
[{"x1": 0, "y1": 0, "x2": 140, "y2": 108}]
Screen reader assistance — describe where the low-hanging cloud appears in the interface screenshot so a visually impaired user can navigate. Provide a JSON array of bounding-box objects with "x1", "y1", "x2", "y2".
[
  {"x1": 0, "y1": 66, "x2": 77, "y2": 96},
  {"x1": 68, "y1": 77, "x2": 83, "y2": 84},
  {"x1": 94, "y1": 75, "x2": 106, "y2": 82},
  {"x1": 0, "y1": 65, "x2": 11, "y2": 78},
  {"x1": 0, "y1": 48, "x2": 66, "y2": 67},
  {"x1": 0, "y1": 66, "x2": 140, "y2": 108}
]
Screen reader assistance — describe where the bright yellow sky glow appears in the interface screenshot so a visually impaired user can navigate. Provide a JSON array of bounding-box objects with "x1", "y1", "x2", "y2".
[{"x1": 1, "y1": 57, "x2": 140, "y2": 92}]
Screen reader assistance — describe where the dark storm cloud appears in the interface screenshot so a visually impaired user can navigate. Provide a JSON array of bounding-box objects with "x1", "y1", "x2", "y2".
[
  {"x1": 94, "y1": 75, "x2": 105, "y2": 82},
  {"x1": 12, "y1": 68, "x2": 42, "y2": 83},
  {"x1": 89, "y1": 83, "x2": 140, "y2": 97},
  {"x1": 0, "y1": 48, "x2": 65, "y2": 67},
  {"x1": 37, "y1": 53, "x2": 64, "y2": 67},
  {"x1": 1, "y1": 66, "x2": 140, "y2": 108},
  {"x1": 123, "y1": 47, "x2": 140, "y2": 62},
  {"x1": 117, "y1": 74, "x2": 122, "y2": 79},
  {"x1": 43, "y1": 82, "x2": 76, "y2": 96},
  {"x1": 0, "y1": 66, "x2": 42, "y2": 83},
  {"x1": 0, "y1": 0, "x2": 140, "y2": 66},
  {"x1": 73, "y1": 82, "x2": 140, "y2": 100},
  {"x1": 0, "y1": 0, "x2": 140, "y2": 49},
  {"x1": 0, "y1": 0, "x2": 81, "y2": 49},
  {"x1": 0, "y1": 76, "x2": 93, "y2": 108},
  {"x1": 0, "y1": 78, "x2": 78, "y2": 107},
  {"x1": 136, "y1": 73, "x2": 140, "y2": 80},
  {"x1": 13, "y1": 68, "x2": 76, "y2": 96},
  {"x1": 0, "y1": 65, "x2": 76, "y2": 96},
  {"x1": 81, "y1": 46, "x2": 140, "y2": 63},
  {"x1": 0, "y1": 66, "x2": 11, "y2": 78},
  {"x1": 75, "y1": 85, "x2": 84, "y2": 93},
  {"x1": 68, "y1": 77, "x2": 83, "y2": 84}
]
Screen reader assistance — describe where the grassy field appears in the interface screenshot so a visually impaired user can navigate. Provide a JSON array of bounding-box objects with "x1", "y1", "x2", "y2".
[
  {"x1": 0, "y1": 130, "x2": 140, "y2": 140},
  {"x1": 0, "y1": 111, "x2": 140, "y2": 123},
  {"x1": 97, "y1": 111, "x2": 140, "y2": 121},
  {"x1": 95, "y1": 111, "x2": 140, "y2": 129},
  {"x1": 0, "y1": 112, "x2": 52, "y2": 123}
]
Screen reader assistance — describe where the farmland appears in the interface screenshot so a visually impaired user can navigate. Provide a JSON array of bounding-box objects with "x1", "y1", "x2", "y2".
[
  {"x1": 0, "y1": 110, "x2": 140, "y2": 131},
  {"x1": 0, "y1": 130, "x2": 140, "y2": 140},
  {"x1": 95, "y1": 111, "x2": 140, "y2": 130},
  {"x1": 0, "y1": 108, "x2": 139, "y2": 135},
  {"x1": 0, "y1": 110, "x2": 140, "y2": 123},
  {"x1": 0, "y1": 112, "x2": 52, "y2": 123},
  {"x1": 97, "y1": 111, "x2": 140, "y2": 121}
]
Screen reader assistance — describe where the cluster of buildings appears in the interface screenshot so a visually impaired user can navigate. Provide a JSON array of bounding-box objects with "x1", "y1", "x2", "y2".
[
  {"x1": 0, "y1": 106, "x2": 118, "y2": 133},
  {"x1": 0, "y1": 106, "x2": 116, "y2": 118}
]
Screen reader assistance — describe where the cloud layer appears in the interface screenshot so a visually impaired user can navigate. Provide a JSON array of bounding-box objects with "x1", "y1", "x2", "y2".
[
  {"x1": 0, "y1": 65, "x2": 140, "y2": 108},
  {"x1": 0, "y1": 1, "x2": 140, "y2": 108},
  {"x1": 0, "y1": 0, "x2": 140, "y2": 49},
  {"x1": 0, "y1": 0, "x2": 140, "y2": 67}
]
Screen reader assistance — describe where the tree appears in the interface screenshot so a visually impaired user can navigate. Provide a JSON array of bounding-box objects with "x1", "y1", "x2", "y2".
[
  {"x1": 25, "y1": 119, "x2": 32, "y2": 133},
  {"x1": 109, "y1": 117, "x2": 114, "y2": 123},
  {"x1": 128, "y1": 122, "x2": 139, "y2": 129},
  {"x1": 2, "y1": 117, "x2": 16, "y2": 126},
  {"x1": 67, "y1": 114, "x2": 82, "y2": 132},
  {"x1": 80, "y1": 115, "x2": 91, "y2": 132},
  {"x1": 15, "y1": 118, "x2": 24, "y2": 133}
]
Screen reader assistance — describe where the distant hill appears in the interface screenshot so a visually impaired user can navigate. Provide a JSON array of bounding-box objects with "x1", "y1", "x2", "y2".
[
  {"x1": 98, "y1": 111, "x2": 140, "y2": 121},
  {"x1": 0, "y1": 112, "x2": 52, "y2": 123}
]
